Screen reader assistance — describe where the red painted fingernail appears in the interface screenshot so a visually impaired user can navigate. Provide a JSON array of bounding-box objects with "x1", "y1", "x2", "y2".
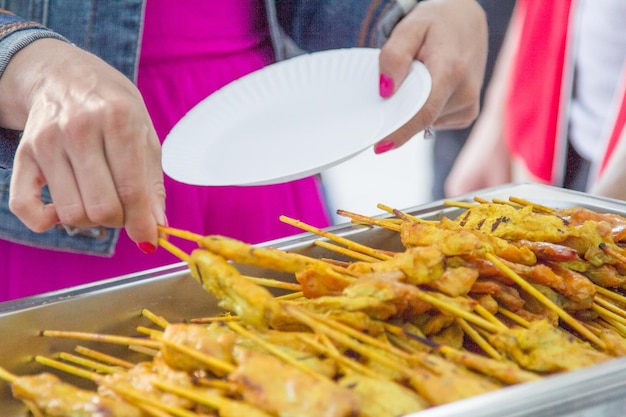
[
  {"x1": 137, "y1": 241, "x2": 156, "y2": 254},
  {"x1": 374, "y1": 140, "x2": 395, "y2": 154},
  {"x1": 379, "y1": 73, "x2": 394, "y2": 98}
]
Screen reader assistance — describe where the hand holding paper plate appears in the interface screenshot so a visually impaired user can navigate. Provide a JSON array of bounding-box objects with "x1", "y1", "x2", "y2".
[{"x1": 161, "y1": 48, "x2": 431, "y2": 186}]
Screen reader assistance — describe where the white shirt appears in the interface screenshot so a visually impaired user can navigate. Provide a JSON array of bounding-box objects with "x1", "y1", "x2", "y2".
[{"x1": 569, "y1": 0, "x2": 626, "y2": 162}]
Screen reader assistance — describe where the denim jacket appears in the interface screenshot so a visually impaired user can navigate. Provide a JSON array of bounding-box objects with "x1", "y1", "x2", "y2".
[{"x1": 0, "y1": 0, "x2": 414, "y2": 256}]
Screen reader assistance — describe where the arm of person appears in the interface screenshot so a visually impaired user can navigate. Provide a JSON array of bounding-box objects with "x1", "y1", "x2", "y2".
[
  {"x1": 0, "y1": 12, "x2": 165, "y2": 252},
  {"x1": 441, "y1": 3, "x2": 522, "y2": 197}
]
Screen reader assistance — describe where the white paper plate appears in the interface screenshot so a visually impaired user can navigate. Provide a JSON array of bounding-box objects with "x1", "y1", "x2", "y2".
[{"x1": 162, "y1": 48, "x2": 431, "y2": 186}]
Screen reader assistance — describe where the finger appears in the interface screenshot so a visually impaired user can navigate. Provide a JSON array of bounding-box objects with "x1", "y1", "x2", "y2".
[
  {"x1": 103, "y1": 114, "x2": 161, "y2": 247},
  {"x1": 378, "y1": 9, "x2": 429, "y2": 96},
  {"x1": 9, "y1": 147, "x2": 59, "y2": 232},
  {"x1": 67, "y1": 141, "x2": 125, "y2": 228}
]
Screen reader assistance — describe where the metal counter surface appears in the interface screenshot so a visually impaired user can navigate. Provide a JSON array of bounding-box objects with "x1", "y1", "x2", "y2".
[{"x1": 2, "y1": 183, "x2": 626, "y2": 416}]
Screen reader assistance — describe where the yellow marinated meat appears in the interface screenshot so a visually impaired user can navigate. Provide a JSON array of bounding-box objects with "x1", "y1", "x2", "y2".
[
  {"x1": 228, "y1": 347, "x2": 360, "y2": 417},
  {"x1": 296, "y1": 262, "x2": 356, "y2": 298},
  {"x1": 347, "y1": 247, "x2": 446, "y2": 286},
  {"x1": 337, "y1": 373, "x2": 429, "y2": 417},
  {"x1": 454, "y1": 204, "x2": 572, "y2": 243},
  {"x1": 406, "y1": 352, "x2": 503, "y2": 406},
  {"x1": 425, "y1": 265, "x2": 479, "y2": 297},
  {"x1": 400, "y1": 218, "x2": 537, "y2": 265},
  {"x1": 160, "y1": 322, "x2": 236, "y2": 375},
  {"x1": 98, "y1": 360, "x2": 199, "y2": 410},
  {"x1": 188, "y1": 249, "x2": 282, "y2": 330},
  {"x1": 11, "y1": 373, "x2": 144, "y2": 417},
  {"x1": 488, "y1": 320, "x2": 612, "y2": 372}
]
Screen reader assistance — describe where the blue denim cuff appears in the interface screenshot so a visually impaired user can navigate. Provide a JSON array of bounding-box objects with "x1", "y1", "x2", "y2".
[
  {"x1": 0, "y1": 168, "x2": 119, "y2": 257},
  {"x1": 0, "y1": 27, "x2": 69, "y2": 79}
]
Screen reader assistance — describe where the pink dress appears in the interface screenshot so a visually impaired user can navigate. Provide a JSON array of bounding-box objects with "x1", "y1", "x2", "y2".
[{"x1": 0, "y1": 0, "x2": 330, "y2": 301}]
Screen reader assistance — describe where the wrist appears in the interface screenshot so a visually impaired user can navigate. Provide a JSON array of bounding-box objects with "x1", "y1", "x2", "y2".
[{"x1": 0, "y1": 37, "x2": 72, "y2": 129}]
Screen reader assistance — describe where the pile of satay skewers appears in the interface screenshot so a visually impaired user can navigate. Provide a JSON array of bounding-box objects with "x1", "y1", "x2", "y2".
[{"x1": 4, "y1": 196, "x2": 626, "y2": 416}]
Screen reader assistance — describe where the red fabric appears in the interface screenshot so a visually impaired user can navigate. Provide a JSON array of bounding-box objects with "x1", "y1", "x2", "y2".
[{"x1": 505, "y1": 0, "x2": 573, "y2": 183}]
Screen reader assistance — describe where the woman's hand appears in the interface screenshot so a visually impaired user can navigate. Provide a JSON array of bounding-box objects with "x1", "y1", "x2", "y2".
[
  {"x1": 375, "y1": 0, "x2": 488, "y2": 153},
  {"x1": 0, "y1": 38, "x2": 165, "y2": 251}
]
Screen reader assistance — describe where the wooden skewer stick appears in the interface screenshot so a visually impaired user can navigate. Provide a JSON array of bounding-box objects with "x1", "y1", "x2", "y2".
[
  {"x1": 0, "y1": 366, "x2": 16, "y2": 383},
  {"x1": 591, "y1": 302, "x2": 626, "y2": 327},
  {"x1": 41, "y1": 330, "x2": 161, "y2": 349},
  {"x1": 296, "y1": 333, "x2": 384, "y2": 380},
  {"x1": 58, "y1": 352, "x2": 126, "y2": 375},
  {"x1": 485, "y1": 253, "x2": 607, "y2": 350},
  {"x1": 74, "y1": 346, "x2": 135, "y2": 369},
  {"x1": 594, "y1": 295, "x2": 626, "y2": 320},
  {"x1": 35, "y1": 355, "x2": 98, "y2": 382},
  {"x1": 242, "y1": 275, "x2": 302, "y2": 292},
  {"x1": 443, "y1": 200, "x2": 478, "y2": 210},
  {"x1": 507, "y1": 197, "x2": 554, "y2": 213},
  {"x1": 455, "y1": 318, "x2": 502, "y2": 361},
  {"x1": 377, "y1": 204, "x2": 438, "y2": 225},
  {"x1": 280, "y1": 215, "x2": 394, "y2": 261},
  {"x1": 594, "y1": 285, "x2": 626, "y2": 306},
  {"x1": 274, "y1": 291, "x2": 304, "y2": 301},
  {"x1": 414, "y1": 291, "x2": 501, "y2": 333},
  {"x1": 497, "y1": 307, "x2": 530, "y2": 328},
  {"x1": 157, "y1": 225, "x2": 203, "y2": 243},
  {"x1": 313, "y1": 239, "x2": 381, "y2": 263},
  {"x1": 141, "y1": 309, "x2": 170, "y2": 329},
  {"x1": 284, "y1": 306, "x2": 422, "y2": 378},
  {"x1": 128, "y1": 344, "x2": 159, "y2": 357},
  {"x1": 158, "y1": 237, "x2": 190, "y2": 262},
  {"x1": 473, "y1": 304, "x2": 509, "y2": 331},
  {"x1": 334, "y1": 210, "x2": 401, "y2": 232}
]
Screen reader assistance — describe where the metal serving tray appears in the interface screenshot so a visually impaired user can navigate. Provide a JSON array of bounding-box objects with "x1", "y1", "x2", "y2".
[{"x1": 2, "y1": 183, "x2": 626, "y2": 417}]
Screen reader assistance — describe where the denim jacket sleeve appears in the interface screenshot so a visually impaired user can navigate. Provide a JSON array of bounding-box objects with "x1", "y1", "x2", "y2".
[
  {"x1": 274, "y1": 0, "x2": 418, "y2": 57},
  {"x1": 0, "y1": 9, "x2": 119, "y2": 256}
]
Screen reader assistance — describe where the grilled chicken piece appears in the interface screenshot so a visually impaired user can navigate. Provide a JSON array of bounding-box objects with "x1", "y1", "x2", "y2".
[
  {"x1": 338, "y1": 373, "x2": 429, "y2": 416},
  {"x1": 229, "y1": 347, "x2": 359, "y2": 417},
  {"x1": 454, "y1": 203, "x2": 572, "y2": 243},
  {"x1": 11, "y1": 373, "x2": 143, "y2": 417},
  {"x1": 160, "y1": 322, "x2": 236, "y2": 375},
  {"x1": 188, "y1": 249, "x2": 282, "y2": 330},
  {"x1": 488, "y1": 320, "x2": 612, "y2": 373},
  {"x1": 400, "y1": 218, "x2": 537, "y2": 266}
]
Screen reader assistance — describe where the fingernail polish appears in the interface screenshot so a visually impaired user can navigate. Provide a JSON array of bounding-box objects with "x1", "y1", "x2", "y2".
[
  {"x1": 137, "y1": 241, "x2": 156, "y2": 254},
  {"x1": 374, "y1": 140, "x2": 395, "y2": 154},
  {"x1": 379, "y1": 73, "x2": 394, "y2": 98}
]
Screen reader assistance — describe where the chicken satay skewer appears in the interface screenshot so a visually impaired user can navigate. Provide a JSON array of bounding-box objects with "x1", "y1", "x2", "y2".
[
  {"x1": 34, "y1": 356, "x2": 198, "y2": 417},
  {"x1": 485, "y1": 253, "x2": 607, "y2": 350},
  {"x1": 384, "y1": 324, "x2": 541, "y2": 385},
  {"x1": 226, "y1": 321, "x2": 329, "y2": 382},
  {"x1": 152, "y1": 379, "x2": 274, "y2": 417},
  {"x1": 1, "y1": 362, "x2": 149, "y2": 417}
]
